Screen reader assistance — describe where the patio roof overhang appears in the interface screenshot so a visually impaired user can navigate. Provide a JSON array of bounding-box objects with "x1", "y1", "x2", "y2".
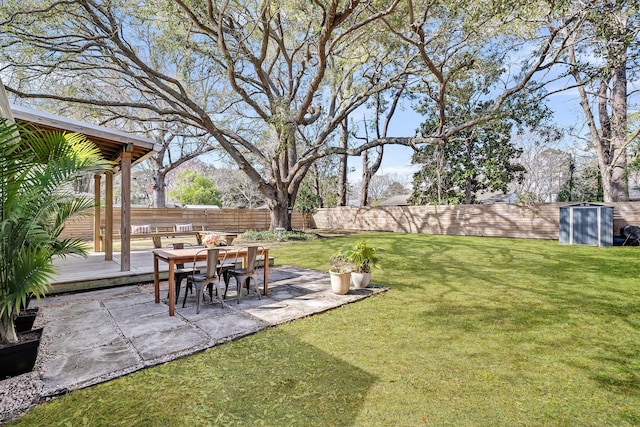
[{"x1": 10, "y1": 104, "x2": 160, "y2": 171}]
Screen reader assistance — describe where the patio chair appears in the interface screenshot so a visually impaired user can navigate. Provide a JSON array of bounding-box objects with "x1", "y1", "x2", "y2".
[
  {"x1": 184, "y1": 247, "x2": 226, "y2": 313},
  {"x1": 223, "y1": 246, "x2": 263, "y2": 304},
  {"x1": 166, "y1": 243, "x2": 200, "y2": 301},
  {"x1": 621, "y1": 225, "x2": 640, "y2": 246}
]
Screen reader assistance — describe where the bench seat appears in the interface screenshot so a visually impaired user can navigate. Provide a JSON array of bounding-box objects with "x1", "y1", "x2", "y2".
[{"x1": 99, "y1": 226, "x2": 238, "y2": 250}]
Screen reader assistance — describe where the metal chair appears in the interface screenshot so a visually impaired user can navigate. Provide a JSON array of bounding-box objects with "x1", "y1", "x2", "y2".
[
  {"x1": 223, "y1": 246, "x2": 263, "y2": 304},
  {"x1": 184, "y1": 248, "x2": 226, "y2": 313},
  {"x1": 166, "y1": 243, "x2": 200, "y2": 301},
  {"x1": 621, "y1": 225, "x2": 640, "y2": 246}
]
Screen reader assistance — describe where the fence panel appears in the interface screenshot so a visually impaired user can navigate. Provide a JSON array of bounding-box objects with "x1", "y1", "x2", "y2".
[
  {"x1": 61, "y1": 208, "x2": 304, "y2": 239},
  {"x1": 62, "y1": 202, "x2": 640, "y2": 241},
  {"x1": 311, "y1": 202, "x2": 640, "y2": 240}
]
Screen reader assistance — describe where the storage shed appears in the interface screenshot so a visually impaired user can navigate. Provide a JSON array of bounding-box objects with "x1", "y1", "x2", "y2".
[{"x1": 559, "y1": 203, "x2": 613, "y2": 246}]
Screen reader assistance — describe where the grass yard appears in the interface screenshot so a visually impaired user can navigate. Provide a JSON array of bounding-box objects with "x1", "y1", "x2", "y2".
[{"x1": 9, "y1": 233, "x2": 640, "y2": 426}]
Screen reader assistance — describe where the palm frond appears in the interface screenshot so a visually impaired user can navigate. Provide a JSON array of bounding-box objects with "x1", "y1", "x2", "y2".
[{"x1": 1, "y1": 119, "x2": 110, "y2": 344}]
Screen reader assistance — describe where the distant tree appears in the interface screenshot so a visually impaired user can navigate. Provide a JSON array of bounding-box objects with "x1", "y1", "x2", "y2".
[
  {"x1": 169, "y1": 170, "x2": 221, "y2": 206},
  {"x1": 212, "y1": 168, "x2": 265, "y2": 209},
  {"x1": 294, "y1": 182, "x2": 323, "y2": 231},
  {"x1": 147, "y1": 125, "x2": 220, "y2": 208},
  {"x1": 354, "y1": 81, "x2": 407, "y2": 206},
  {"x1": 512, "y1": 132, "x2": 569, "y2": 203},
  {"x1": 368, "y1": 174, "x2": 409, "y2": 204},
  {"x1": 409, "y1": 117, "x2": 526, "y2": 205},
  {"x1": 406, "y1": 12, "x2": 554, "y2": 206},
  {"x1": 383, "y1": 181, "x2": 409, "y2": 199},
  {"x1": 557, "y1": 163, "x2": 603, "y2": 202},
  {"x1": 131, "y1": 166, "x2": 154, "y2": 207}
]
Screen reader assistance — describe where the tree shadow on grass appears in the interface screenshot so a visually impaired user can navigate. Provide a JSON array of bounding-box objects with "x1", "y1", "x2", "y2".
[{"x1": 11, "y1": 328, "x2": 377, "y2": 426}]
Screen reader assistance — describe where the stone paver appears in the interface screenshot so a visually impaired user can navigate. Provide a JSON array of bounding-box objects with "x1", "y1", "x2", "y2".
[
  {"x1": 115, "y1": 312, "x2": 186, "y2": 339},
  {"x1": 44, "y1": 323, "x2": 124, "y2": 357},
  {"x1": 130, "y1": 325, "x2": 210, "y2": 361},
  {"x1": 41, "y1": 300, "x2": 102, "y2": 320},
  {"x1": 42, "y1": 310, "x2": 113, "y2": 336},
  {"x1": 26, "y1": 266, "x2": 387, "y2": 401},
  {"x1": 41, "y1": 339, "x2": 138, "y2": 395},
  {"x1": 195, "y1": 312, "x2": 265, "y2": 340}
]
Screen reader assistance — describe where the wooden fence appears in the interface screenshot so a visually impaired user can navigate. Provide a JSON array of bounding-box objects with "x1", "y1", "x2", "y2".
[
  {"x1": 61, "y1": 207, "x2": 305, "y2": 239},
  {"x1": 62, "y1": 202, "x2": 640, "y2": 241},
  {"x1": 311, "y1": 202, "x2": 640, "y2": 240}
]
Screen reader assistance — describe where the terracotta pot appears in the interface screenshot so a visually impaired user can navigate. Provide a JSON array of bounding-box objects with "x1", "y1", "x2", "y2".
[
  {"x1": 351, "y1": 272, "x2": 371, "y2": 289},
  {"x1": 329, "y1": 269, "x2": 351, "y2": 294}
]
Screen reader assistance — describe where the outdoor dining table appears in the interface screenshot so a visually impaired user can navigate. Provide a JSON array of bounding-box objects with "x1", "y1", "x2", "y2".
[{"x1": 153, "y1": 246, "x2": 270, "y2": 316}]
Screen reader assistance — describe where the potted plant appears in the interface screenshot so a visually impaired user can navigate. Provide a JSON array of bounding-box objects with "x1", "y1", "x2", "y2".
[
  {"x1": 328, "y1": 251, "x2": 351, "y2": 295},
  {"x1": 14, "y1": 291, "x2": 37, "y2": 333},
  {"x1": 0, "y1": 118, "x2": 108, "y2": 377},
  {"x1": 15, "y1": 306, "x2": 39, "y2": 333},
  {"x1": 337, "y1": 240, "x2": 381, "y2": 289}
]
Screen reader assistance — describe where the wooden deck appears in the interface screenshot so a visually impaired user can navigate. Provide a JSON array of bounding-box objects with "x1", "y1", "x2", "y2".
[
  {"x1": 50, "y1": 248, "x2": 273, "y2": 294},
  {"x1": 50, "y1": 249, "x2": 160, "y2": 293}
]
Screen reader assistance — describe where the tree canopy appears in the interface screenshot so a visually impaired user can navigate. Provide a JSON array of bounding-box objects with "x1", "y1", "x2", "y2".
[
  {"x1": 0, "y1": 0, "x2": 609, "y2": 226},
  {"x1": 169, "y1": 169, "x2": 221, "y2": 206}
]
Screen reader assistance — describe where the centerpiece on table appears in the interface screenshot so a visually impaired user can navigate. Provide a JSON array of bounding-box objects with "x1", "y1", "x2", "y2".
[{"x1": 203, "y1": 233, "x2": 222, "y2": 247}]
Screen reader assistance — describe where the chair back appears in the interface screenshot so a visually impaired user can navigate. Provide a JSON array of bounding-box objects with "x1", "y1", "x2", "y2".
[
  {"x1": 245, "y1": 246, "x2": 263, "y2": 273},
  {"x1": 191, "y1": 248, "x2": 221, "y2": 280},
  {"x1": 205, "y1": 248, "x2": 221, "y2": 280}
]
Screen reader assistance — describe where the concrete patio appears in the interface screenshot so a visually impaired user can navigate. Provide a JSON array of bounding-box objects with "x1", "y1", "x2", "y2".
[{"x1": 1, "y1": 265, "x2": 386, "y2": 422}]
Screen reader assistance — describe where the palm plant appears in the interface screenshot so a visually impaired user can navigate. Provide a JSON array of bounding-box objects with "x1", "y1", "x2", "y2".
[
  {"x1": 0, "y1": 119, "x2": 109, "y2": 344},
  {"x1": 336, "y1": 240, "x2": 381, "y2": 273}
]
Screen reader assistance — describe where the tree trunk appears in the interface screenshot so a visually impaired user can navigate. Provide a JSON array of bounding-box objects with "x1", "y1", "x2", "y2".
[
  {"x1": 338, "y1": 118, "x2": 348, "y2": 206},
  {"x1": 360, "y1": 150, "x2": 369, "y2": 207},
  {"x1": 464, "y1": 178, "x2": 473, "y2": 204},
  {"x1": 608, "y1": 52, "x2": 629, "y2": 201},
  {"x1": 267, "y1": 198, "x2": 291, "y2": 230},
  {"x1": 271, "y1": 206, "x2": 291, "y2": 230},
  {"x1": 569, "y1": 22, "x2": 630, "y2": 203},
  {"x1": 312, "y1": 163, "x2": 324, "y2": 207},
  {"x1": 152, "y1": 172, "x2": 167, "y2": 208},
  {"x1": 464, "y1": 141, "x2": 473, "y2": 204},
  {"x1": 0, "y1": 313, "x2": 17, "y2": 344},
  {"x1": 594, "y1": 66, "x2": 629, "y2": 203}
]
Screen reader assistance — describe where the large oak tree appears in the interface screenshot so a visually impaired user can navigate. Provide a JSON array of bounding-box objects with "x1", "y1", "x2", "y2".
[{"x1": 1, "y1": 0, "x2": 581, "y2": 227}]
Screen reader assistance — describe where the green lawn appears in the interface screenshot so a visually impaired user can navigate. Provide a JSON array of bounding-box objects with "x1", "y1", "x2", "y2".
[{"x1": 10, "y1": 233, "x2": 640, "y2": 426}]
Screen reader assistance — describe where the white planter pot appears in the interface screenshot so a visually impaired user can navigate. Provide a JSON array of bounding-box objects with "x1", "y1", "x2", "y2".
[
  {"x1": 329, "y1": 269, "x2": 351, "y2": 294},
  {"x1": 351, "y1": 271, "x2": 371, "y2": 289}
]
